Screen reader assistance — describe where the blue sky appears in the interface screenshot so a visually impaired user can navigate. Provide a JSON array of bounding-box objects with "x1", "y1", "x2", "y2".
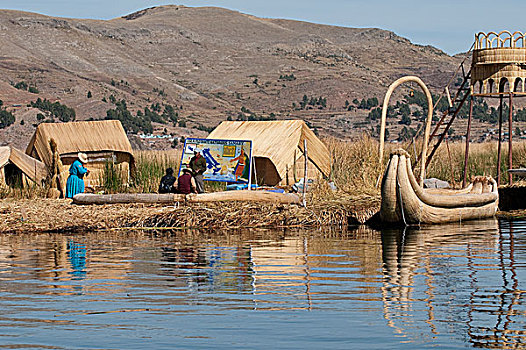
[{"x1": 1, "y1": 0, "x2": 524, "y2": 55}]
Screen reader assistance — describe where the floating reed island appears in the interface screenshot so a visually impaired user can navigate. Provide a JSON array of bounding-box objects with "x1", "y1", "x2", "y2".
[
  {"x1": 0, "y1": 195, "x2": 380, "y2": 234},
  {"x1": 2, "y1": 136, "x2": 526, "y2": 233}
]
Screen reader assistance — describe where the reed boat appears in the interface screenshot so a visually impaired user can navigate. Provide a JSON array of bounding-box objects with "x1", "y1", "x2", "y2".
[
  {"x1": 377, "y1": 76, "x2": 499, "y2": 225},
  {"x1": 72, "y1": 190, "x2": 301, "y2": 205},
  {"x1": 380, "y1": 149, "x2": 498, "y2": 225}
]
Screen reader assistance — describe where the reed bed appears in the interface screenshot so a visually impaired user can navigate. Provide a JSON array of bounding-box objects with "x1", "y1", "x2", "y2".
[
  {"x1": 323, "y1": 135, "x2": 381, "y2": 196},
  {"x1": 136, "y1": 197, "x2": 380, "y2": 230},
  {"x1": 131, "y1": 150, "x2": 181, "y2": 193},
  {"x1": 0, "y1": 182, "x2": 48, "y2": 200},
  {"x1": 426, "y1": 141, "x2": 526, "y2": 186},
  {"x1": 96, "y1": 150, "x2": 181, "y2": 194},
  {"x1": 0, "y1": 198, "x2": 163, "y2": 233}
]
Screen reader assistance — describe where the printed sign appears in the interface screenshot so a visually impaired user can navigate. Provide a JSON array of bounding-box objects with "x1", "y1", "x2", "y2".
[{"x1": 179, "y1": 138, "x2": 252, "y2": 183}]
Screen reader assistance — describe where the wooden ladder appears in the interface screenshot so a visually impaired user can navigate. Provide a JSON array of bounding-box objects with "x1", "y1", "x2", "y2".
[{"x1": 424, "y1": 61, "x2": 472, "y2": 169}]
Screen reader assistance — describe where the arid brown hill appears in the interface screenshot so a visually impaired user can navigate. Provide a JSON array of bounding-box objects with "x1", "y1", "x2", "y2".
[{"x1": 0, "y1": 5, "x2": 463, "y2": 149}]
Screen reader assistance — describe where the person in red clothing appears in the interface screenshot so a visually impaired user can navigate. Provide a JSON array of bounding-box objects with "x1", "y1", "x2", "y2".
[{"x1": 174, "y1": 168, "x2": 197, "y2": 194}]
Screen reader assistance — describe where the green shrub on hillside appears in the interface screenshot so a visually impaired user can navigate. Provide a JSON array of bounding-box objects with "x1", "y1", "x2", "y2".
[
  {"x1": 12, "y1": 81, "x2": 39, "y2": 94},
  {"x1": 0, "y1": 109, "x2": 15, "y2": 129},
  {"x1": 30, "y1": 98, "x2": 75, "y2": 122},
  {"x1": 105, "y1": 99, "x2": 153, "y2": 134}
]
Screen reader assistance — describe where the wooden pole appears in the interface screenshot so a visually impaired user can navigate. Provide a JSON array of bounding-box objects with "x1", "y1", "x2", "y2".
[
  {"x1": 497, "y1": 95, "x2": 503, "y2": 185},
  {"x1": 445, "y1": 134, "x2": 455, "y2": 187},
  {"x1": 252, "y1": 155, "x2": 258, "y2": 187},
  {"x1": 509, "y1": 92, "x2": 514, "y2": 185},
  {"x1": 303, "y1": 139, "x2": 308, "y2": 208},
  {"x1": 249, "y1": 143, "x2": 257, "y2": 191},
  {"x1": 462, "y1": 96, "x2": 473, "y2": 188},
  {"x1": 293, "y1": 149, "x2": 297, "y2": 183}
]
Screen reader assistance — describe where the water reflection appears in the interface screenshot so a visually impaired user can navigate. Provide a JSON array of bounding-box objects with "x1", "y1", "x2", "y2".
[
  {"x1": 0, "y1": 221, "x2": 524, "y2": 348},
  {"x1": 67, "y1": 241, "x2": 87, "y2": 279},
  {"x1": 381, "y1": 219, "x2": 526, "y2": 348}
]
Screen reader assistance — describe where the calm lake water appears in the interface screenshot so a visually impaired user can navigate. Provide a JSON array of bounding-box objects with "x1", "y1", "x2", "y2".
[{"x1": 0, "y1": 219, "x2": 525, "y2": 349}]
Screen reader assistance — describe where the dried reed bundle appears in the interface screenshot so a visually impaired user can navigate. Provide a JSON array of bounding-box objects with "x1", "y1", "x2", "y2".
[
  {"x1": 0, "y1": 198, "x2": 164, "y2": 233},
  {"x1": 135, "y1": 195, "x2": 380, "y2": 230}
]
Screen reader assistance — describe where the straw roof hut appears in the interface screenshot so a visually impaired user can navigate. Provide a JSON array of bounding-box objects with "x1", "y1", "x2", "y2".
[
  {"x1": 0, "y1": 146, "x2": 47, "y2": 188},
  {"x1": 25, "y1": 120, "x2": 134, "y2": 193},
  {"x1": 208, "y1": 120, "x2": 331, "y2": 186}
]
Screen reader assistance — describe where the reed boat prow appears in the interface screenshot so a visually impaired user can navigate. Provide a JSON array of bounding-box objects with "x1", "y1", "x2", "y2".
[{"x1": 380, "y1": 149, "x2": 499, "y2": 225}]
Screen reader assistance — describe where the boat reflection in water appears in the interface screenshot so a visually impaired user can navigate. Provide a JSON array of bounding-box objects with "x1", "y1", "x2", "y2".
[
  {"x1": 381, "y1": 218, "x2": 526, "y2": 348},
  {"x1": 0, "y1": 221, "x2": 524, "y2": 348}
]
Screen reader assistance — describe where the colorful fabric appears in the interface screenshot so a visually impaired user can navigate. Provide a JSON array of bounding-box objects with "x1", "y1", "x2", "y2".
[
  {"x1": 66, "y1": 160, "x2": 88, "y2": 198},
  {"x1": 231, "y1": 151, "x2": 250, "y2": 181}
]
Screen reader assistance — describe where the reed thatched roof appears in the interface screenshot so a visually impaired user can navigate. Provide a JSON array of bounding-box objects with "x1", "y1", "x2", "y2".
[
  {"x1": 0, "y1": 146, "x2": 47, "y2": 183},
  {"x1": 208, "y1": 120, "x2": 331, "y2": 180},
  {"x1": 26, "y1": 120, "x2": 133, "y2": 166}
]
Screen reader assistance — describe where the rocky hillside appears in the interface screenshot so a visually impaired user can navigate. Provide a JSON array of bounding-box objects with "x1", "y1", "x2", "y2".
[{"x1": 0, "y1": 5, "x2": 465, "y2": 149}]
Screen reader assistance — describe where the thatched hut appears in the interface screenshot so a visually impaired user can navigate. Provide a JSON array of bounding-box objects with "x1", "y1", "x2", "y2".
[
  {"x1": 0, "y1": 146, "x2": 47, "y2": 188},
  {"x1": 208, "y1": 120, "x2": 331, "y2": 186},
  {"x1": 25, "y1": 120, "x2": 134, "y2": 193}
]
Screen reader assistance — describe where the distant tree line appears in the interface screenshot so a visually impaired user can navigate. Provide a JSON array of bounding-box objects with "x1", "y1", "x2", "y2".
[
  {"x1": 229, "y1": 106, "x2": 277, "y2": 121},
  {"x1": 12, "y1": 81, "x2": 39, "y2": 94},
  {"x1": 104, "y1": 98, "x2": 182, "y2": 134},
  {"x1": 296, "y1": 95, "x2": 327, "y2": 110},
  {"x1": 279, "y1": 73, "x2": 296, "y2": 81},
  {"x1": 0, "y1": 100, "x2": 15, "y2": 129},
  {"x1": 355, "y1": 97, "x2": 379, "y2": 110},
  {"x1": 361, "y1": 88, "x2": 526, "y2": 142},
  {"x1": 30, "y1": 98, "x2": 76, "y2": 122}
]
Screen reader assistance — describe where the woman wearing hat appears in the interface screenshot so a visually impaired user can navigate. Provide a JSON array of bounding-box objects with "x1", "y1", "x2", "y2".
[{"x1": 66, "y1": 152, "x2": 90, "y2": 198}]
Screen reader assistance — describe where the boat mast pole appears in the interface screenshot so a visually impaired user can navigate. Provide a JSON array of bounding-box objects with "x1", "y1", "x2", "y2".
[
  {"x1": 303, "y1": 139, "x2": 308, "y2": 208},
  {"x1": 462, "y1": 96, "x2": 474, "y2": 188},
  {"x1": 508, "y1": 92, "x2": 514, "y2": 185},
  {"x1": 497, "y1": 95, "x2": 503, "y2": 186}
]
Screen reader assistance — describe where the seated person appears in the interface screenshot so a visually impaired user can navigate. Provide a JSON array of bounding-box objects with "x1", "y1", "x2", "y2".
[
  {"x1": 174, "y1": 168, "x2": 197, "y2": 194},
  {"x1": 158, "y1": 168, "x2": 176, "y2": 193}
]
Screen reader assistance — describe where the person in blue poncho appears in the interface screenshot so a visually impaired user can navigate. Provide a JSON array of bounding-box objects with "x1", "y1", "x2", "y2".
[{"x1": 66, "y1": 152, "x2": 90, "y2": 198}]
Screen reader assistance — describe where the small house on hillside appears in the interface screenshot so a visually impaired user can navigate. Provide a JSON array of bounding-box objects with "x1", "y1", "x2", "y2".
[
  {"x1": 25, "y1": 120, "x2": 134, "y2": 194},
  {"x1": 208, "y1": 120, "x2": 331, "y2": 186},
  {"x1": 0, "y1": 146, "x2": 47, "y2": 188}
]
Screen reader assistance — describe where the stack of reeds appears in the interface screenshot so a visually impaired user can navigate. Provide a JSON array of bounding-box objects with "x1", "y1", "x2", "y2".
[{"x1": 134, "y1": 195, "x2": 380, "y2": 230}]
